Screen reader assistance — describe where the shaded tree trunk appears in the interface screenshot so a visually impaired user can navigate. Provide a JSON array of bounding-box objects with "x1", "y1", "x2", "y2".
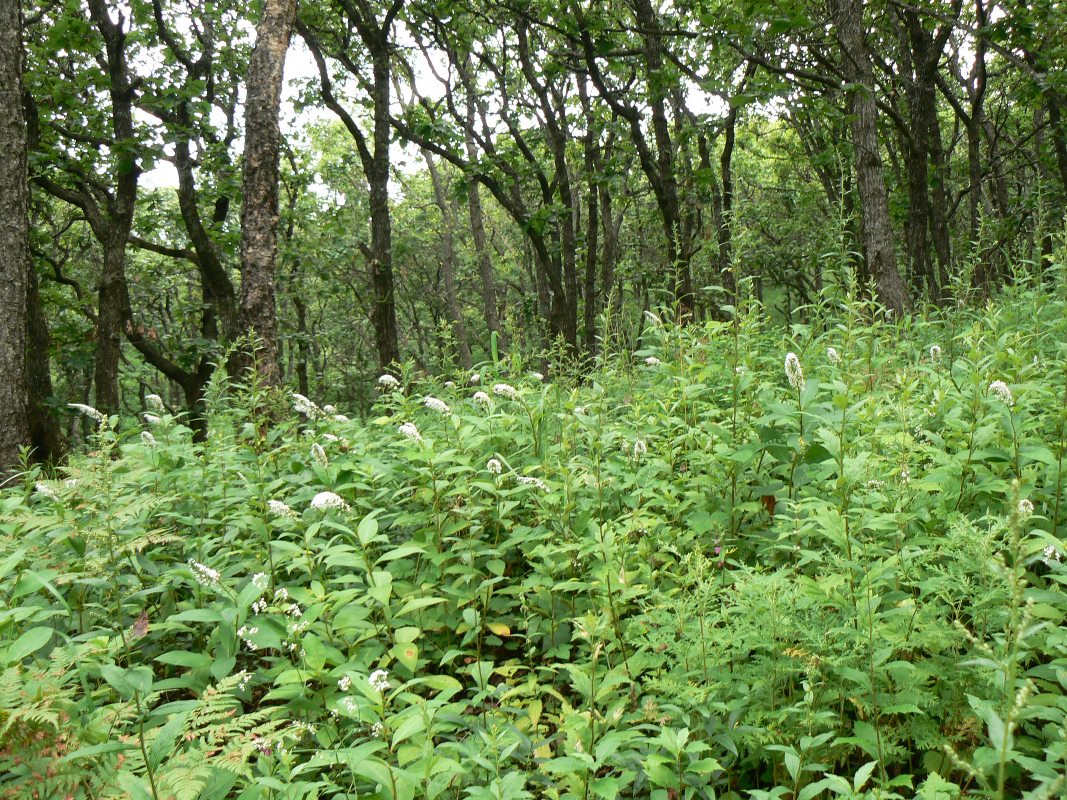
[
  {"x1": 834, "y1": 0, "x2": 912, "y2": 315},
  {"x1": 0, "y1": 0, "x2": 30, "y2": 476},
  {"x1": 423, "y1": 149, "x2": 472, "y2": 368},
  {"x1": 463, "y1": 63, "x2": 502, "y2": 346},
  {"x1": 236, "y1": 0, "x2": 296, "y2": 388}
]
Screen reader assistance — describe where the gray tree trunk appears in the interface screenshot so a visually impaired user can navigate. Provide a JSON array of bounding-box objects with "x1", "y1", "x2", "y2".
[
  {"x1": 237, "y1": 0, "x2": 296, "y2": 388},
  {"x1": 834, "y1": 0, "x2": 912, "y2": 316},
  {"x1": 0, "y1": 0, "x2": 30, "y2": 476}
]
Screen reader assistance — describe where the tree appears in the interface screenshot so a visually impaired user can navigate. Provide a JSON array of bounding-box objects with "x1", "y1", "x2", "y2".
[
  {"x1": 236, "y1": 0, "x2": 298, "y2": 388},
  {"x1": 0, "y1": 0, "x2": 31, "y2": 476},
  {"x1": 833, "y1": 0, "x2": 911, "y2": 315}
]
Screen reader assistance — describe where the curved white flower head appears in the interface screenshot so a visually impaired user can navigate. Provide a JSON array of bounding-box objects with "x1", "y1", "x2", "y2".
[
  {"x1": 470, "y1": 372, "x2": 481, "y2": 384},
  {"x1": 473, "y1": 391, "x2": 491, "y2": 406},
  {"x1": 378, "y1": 374, "x2": 401, "y2": 391},
  {"x1": 423, "y1": 396, "x2": 451, "y2": 415},
  {"x1": 322, "y1": 433, "x2": 340, "y2": 443},
  {"x1": 492, "y1": 383, "x2": 518, "y2": 400},
  {"x1": 189, "y1": 559, "x2": 221, "y2": 587},
  {"x1": 292, "y1": 393, "x2": 325, "y2": 419},
  {"x1": 643, "y1": 310, "x2": 662, "y2": 326},
  {"x1": 311, "y1": 442, "x2": 329, "y2": 467},
  {"x1": 1017, "y1": 498, "x2": 1034, "y2": 518},
  {"x1": 268, "y1": 499, "x2": 296, "y2": 519},
  {"x1": 322, "y1": 404, "x2": 336, "y2": 415},
  {"x1": 785, "y1": 352, "x2": 805, "y2": 391},
  {"x1": 574, "y1": 405, "x2": 586, "y2": 415},
  {"x1": 368, "y1": 669, "x2": 391, "y2": 692},
  {"x1": 252, "y1": 572, "x2": 269, "y2": 590},
  {"x1": 310, "y1": 491, "x2": 350, "y2": 511},
  {"x1": 827, "y1": 347, "x2": 841, "y2": 366},
  {"x1": 141, "y1": 431, "x2": 157, "y2": 447},
  {"x1": 145, "y1": 394, "x2": 165, "y2": 412},
  {"x1": 487, "y1": 458, "x2": 503, "y2": 475},
  {"x1": 989, "y1": 380, "x2": 1014, "y2": 407},
  {"x1": 399, "y1": 422, "x2": 423, "y2": 443},
  {"x1": 929, "y1": 345, "x2": 942, "y2": 362},
  {"x1": 334, "y1": 414, "x2": 350, "y2": 423},
  {"x1": 338, "y1": 675, "x2": 352, "y2": 692},
  {"x1": 632, "y1": 439, "x2": 648, "y2": 459},
  {"x1": 516, "y1": 475, "x2": 548, "y2": 491},
  {"x1": 68, "y1": 403, "x2": 106, "y2": 424},
  {"x1": 530, "y1": 371, "x2": 544, "y2": 382},
  {"x1": 644, "y1": 356, "x2": 661, "y2": 367},
  {"x1": 35, "y1": 482, "x2": 57, "y2": 499},
  {"x1": 444, "y1": 381, "x2": 456, "y2": 389},
  {"x1": 143, "y1": 413, "x2": 162, "y2": 426}
]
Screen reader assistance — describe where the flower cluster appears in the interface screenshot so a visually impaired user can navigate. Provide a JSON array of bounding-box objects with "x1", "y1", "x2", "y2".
[
  {"x1": 68, "y1": 403, "x2": 106, "y2": 424},
  {"x1": 237, "y1": 625, "x2": 259, "y2": 651},
  {"x1": 399, "y1": 422, "x2": 423, "y2": 443},
  {"x1": 268, "y1": 499, "x2": 296, "y2": 519},
  {"x1": 310, "y1": 491, "x2": 349, "y2": 511},
  {"x1": 292, "y1": 393, "x2": 326, "y2": 419},
  {"x1": 487, "y1": 458, "x2": 503, "y2": 475},
  {"x1": 311, "y1": 442, "x2": 329, "y2": 467},
  {"x1": 35, "y1": 482, "x2": 57, "y2": 499},
  {"x1": 141, "y1": 431, "x2": 157, "y2": 447},
  {"x1": 644, "y1": 356, "x2": 661, "y2": 367},
  {"x1": 516, "y1": 475, "x2": 548, "y2": 491},
  {"x1": 423, "y1": 396, "x2": 451, "y2": 415},
  {"x1": 630, "y1": 439, "x2": 648, "y2": 459},
  {"x1": 338, "y1": 675, "x2": 352, "y2": 692},
  {"x1": 378, "y1": 374, "x2": 401, "y2": 391},
  {"x1": 929, "y1": 344, "x2": 942, "y2": 362},
  {"x1": 785, "y1": 352, "x2": 805, "y2": 391},
  {"x1": 473, "y1": 391, "x2": 490, "y2": 406},
  {"x1": 827, "y1": 347, "x2": 842, "y2": 366},
  {"x1": 369, "y1": 669, "x2": 390, "y2": 692},
  {"x1": 189, "y1": 559, "x2": 221, "y2": 588},
  {"x1": 492, "y1": 383, "x2": 518, "y2": 400},
  {"x1": 143, "y1": 413, "x2": 161, "y2": 426},
  {"x1": 1043, "y1": 545, "x2": 1062, "y2": 566},
  {"x1": 470, "y1": 372, "x2": 481, "y2": 384},
  {"x1": 145, "y1": 394, "x2": 165, "y2": 412},
  {"x1": 989, "y1": 380, "x2": 1014, "y2": 407},
  {"x1": 1017, "y1": 498, "x2": 1034, "y2": 518}
]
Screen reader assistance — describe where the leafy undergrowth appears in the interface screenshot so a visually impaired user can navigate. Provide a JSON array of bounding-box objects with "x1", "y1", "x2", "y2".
[{"x1": 3, "y1": 286, "x2": 1067, "y2": 800}]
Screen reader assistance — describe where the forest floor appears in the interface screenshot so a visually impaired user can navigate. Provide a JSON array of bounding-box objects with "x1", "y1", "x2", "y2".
[{"x1": 2, "y1": 282, "x2": 1067, "y2": 800}]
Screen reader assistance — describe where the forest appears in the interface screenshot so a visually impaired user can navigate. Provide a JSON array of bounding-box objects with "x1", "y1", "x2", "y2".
[{"x1": 1, "y1": 0, "x2": 1067, "y2": 798}]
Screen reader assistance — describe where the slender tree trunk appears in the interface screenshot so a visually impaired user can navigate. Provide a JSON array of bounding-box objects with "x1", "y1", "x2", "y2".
[
  {"x1": 0, "y1": 0, "x2": 30, "y2": 475},
  {"x1": 368, "y1": 50, "x2": 399, "y2": 370},
  {"x1": 236, "y1": 0, "x2": 296, "y2": 387},
  {"x1": 834, "y1": 0, "x2": 912, "y2": 316},
  {"x1": 461, "y1": 56, "x2": 502, "y2": 347},
  {"x1": 423, "y1": 149, "x2": 472, "y2": 368}
]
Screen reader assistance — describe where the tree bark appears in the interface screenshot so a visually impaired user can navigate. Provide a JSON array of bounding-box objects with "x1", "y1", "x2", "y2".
[
  {"x1": 236, "y1": 0, "x2": 296, "y2": 388},
  {"x1": 463, "y1": 62, "x2": 502, "y2": 346},
  {"x1": 423, "y1": 149, "x2": 472, "y2": 368},
  {"x1": 0, "y1": 0, "x2": 30, "y2": 476},
  {"x1": 834, "y1": 0, "x2": 912, "y2": 316}
]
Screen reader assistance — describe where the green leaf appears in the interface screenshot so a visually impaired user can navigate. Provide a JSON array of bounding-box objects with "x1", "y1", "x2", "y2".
[{"x1": 6, "y1": 626, "x2": 53, "y2": 663}]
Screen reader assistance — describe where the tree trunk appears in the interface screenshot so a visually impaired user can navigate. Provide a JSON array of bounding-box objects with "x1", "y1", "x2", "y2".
[
  {"x1": 368, "y1": 50, "x2": 399, "y2": 371},
  {"x1": 236, "y1": 0, "x2": 296, "y2": 387},
  {"x1": 0, "y1": 0, "x2": 30, "y2": 476},
  {"x1": 423, "y1": 149, "x2": 472, "y2": 368},
  {"x1": 834, "y1": 0, "x2": 912, "y2": 316},
  {"x1": 463, "y1": 71, "x2": 502, "y2": 345}
]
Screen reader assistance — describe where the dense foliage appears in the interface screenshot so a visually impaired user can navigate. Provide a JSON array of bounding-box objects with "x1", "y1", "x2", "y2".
[{"x1": 3, "y1": 277, "x2": 1066, "y2": 799}]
